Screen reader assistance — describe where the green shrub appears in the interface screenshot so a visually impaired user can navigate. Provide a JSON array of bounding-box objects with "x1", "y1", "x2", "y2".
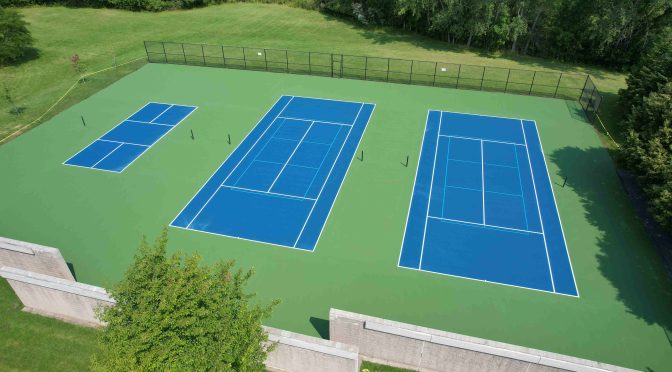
[{"x1": 0, "y1": 8, "x2": 34, "y2": 65}]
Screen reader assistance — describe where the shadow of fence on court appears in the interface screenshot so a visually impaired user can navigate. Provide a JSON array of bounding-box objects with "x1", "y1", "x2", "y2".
[{"x1": 143, "y1": 41, "x2": 602, "y2": 123}]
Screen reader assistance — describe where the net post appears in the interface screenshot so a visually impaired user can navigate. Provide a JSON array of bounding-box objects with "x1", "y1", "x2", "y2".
[
  {"x1": 221, "y1": 45, "x2": 226, "y2": 67},
  {"x1": 181, "y1": 43, "x2": 187, "y2": 64},
  {"x1": 554, "y1": 73, "x2": 563, "y2": 97},
  {"x1": 528, "y1": 71, "x2": 537, "y2": 95},
  {"x1": 201, "y1": 44, "x2": 206, "y2": 65},
  {"x1": 432, "y1": 62, "x2": 438, "y2": 86},
  {"x1": 409, "y1": 60, "x2": 414, "y2": 84},
  {"x1": 161, "y1": 42, "x2": 168, "y2": 63},
  {"x1": 479, "y1": 66, "x2": 486, "y2": 90},
  {"x1": 504, "y1": 69, "x2": 511, "y2": 92},
  {"x1": 263, "y1": 48, "x2": 268, "y2": 71}
]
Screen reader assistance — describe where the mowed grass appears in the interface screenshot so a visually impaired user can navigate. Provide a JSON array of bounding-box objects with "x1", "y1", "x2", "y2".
[
  {"x1": 0, "y1": 280, "x2": 97, "y2": 371},
  {"x1": 1, "y1": 4, "x2": 625, "y2": 146}
]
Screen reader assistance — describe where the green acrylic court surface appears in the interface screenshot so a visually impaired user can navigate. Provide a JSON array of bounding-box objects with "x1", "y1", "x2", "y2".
[{"x1": 1, "y1": 63, "x2": 671, "y2": 371}]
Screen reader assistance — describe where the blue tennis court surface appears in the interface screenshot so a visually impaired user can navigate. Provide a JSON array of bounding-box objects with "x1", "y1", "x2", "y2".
[
  {"x1": 171, "y1": 95, "x2": 375, "y2": 251},
  {"x1": 64, "y1": 102, "x2": 196, "y2": 172},
  {"x1": 399, "y1": 111, "x2": 578, "y2": 296}
]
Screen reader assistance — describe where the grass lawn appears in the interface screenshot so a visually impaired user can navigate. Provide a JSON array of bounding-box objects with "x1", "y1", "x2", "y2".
[
  {"x1": 0, "y1": 279, "x2": 97, "y2": 371},
  {"x1": 1, "y1": 63, "x2": 670, "y2": 371},
  {"x1": 1, "y1": 4, "x2": 625, "y2": 146}
]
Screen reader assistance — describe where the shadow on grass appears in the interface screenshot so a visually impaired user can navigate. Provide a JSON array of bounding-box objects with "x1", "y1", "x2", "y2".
[
  {"x1": 550, "y1": 147, "x2": 672, "y2": 339},
  {"x1": 1, "y1": 47, "x2": 40, "y2": 67},
  {"x1": 309, "y1": 316, "x2": 329, "y2": 339}
]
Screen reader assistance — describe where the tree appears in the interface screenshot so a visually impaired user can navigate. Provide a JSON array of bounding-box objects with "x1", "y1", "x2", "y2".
[
  {"x1": 0, "y1": 8, "x2": 33, "y2": 65},
  {"x1": 92, "y1": 229, "x2": 278, "y2": 371}
]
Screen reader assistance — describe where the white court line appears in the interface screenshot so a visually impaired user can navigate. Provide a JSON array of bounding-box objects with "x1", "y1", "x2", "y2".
[
  {"x1": 221, "y1": 185, "x2": 316, "y2": 201},
  {"x1": 520, "y1": 120, "x2": 556, "y2": 293},
  {"x1": 169, "y1": 96, "x2": 291, "y2": 227},
  {"x1": 427, "y1": 215, "x2": 543, "y2": 235},
  {"x1": 149, "y1": 104, "x2": 174, "y2": 123},
  {"x1": 126, "y1": 119, "x2": 174, "y2": 127},
  {"x1": 91, "y1": 142, "x2": 123, "y2": 168},
  {"x1": 397, "y1": 111, "x2": 435, "y2": 267},
  {"x1": 63, "y1": 162, "x2": 121, "y2": 174},
  {"x1": 276, "y1": 116, "x2": 353, "y2": 127},
  {"x1": 306, "y1": 103, "x2": 376, "y2": 250},
  {"x1": 529, "y1": 120, "x2": 580, "y2": 297},
  {"x1": 267, "y1": 121, "x2": 315, "y2": 192},
  {"x1": 481, "y1": 140, "x2": 486, "y2": 224},
  {"x1": 184, "y1": 97, "x2": 295, "y2": 229},
  {"x1": 171, "y1": 224, "x2": 314, "y2": 253},
  {"x1": 98, "y1": 139, "x2": 149, "y2": 148},
  {"x1": 439, "y1": 110, "x2": 530, "y2": 122},
  {"x1": 292, "y1": 103, "x2": 366, "y2": 248},
  {"x1": 418, "y1": 111, "x2": 443, "y2": 270},
  {"x1": 288, "y1": 94, "x2": 375, "y2": 106},
  {"x1": 439, "y1": 134, "x2": 524, "y2": 147},
  {"x1": 398, "y1": 265, "x2": 577, "y2": 298}
]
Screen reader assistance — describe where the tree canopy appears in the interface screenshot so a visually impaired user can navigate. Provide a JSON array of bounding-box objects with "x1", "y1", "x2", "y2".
[
  {"x1": 92, "y1": 229, "x2": 278, "y2": 371},
  {"x1": 0, "y1": 8, "x2": 33, "y2": 65}
]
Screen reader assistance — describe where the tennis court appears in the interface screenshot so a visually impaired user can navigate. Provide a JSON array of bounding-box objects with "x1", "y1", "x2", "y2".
[
  {"x1": 64, "y1": 102, "x2": 196, "y2": 172},
  {"x1": 399, "y1": 111, "x2": 578, "y2": 296},
  {"x1": 171, "y1": 95, "x2": 375, "y2": 251}
]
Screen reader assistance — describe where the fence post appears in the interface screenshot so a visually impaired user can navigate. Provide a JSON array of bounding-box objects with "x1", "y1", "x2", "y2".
[
  {"x1": 340, "y1": 54, "x2": 344, "y2": 78},
  {"x1": 364, "y1": 56, "x2": 368, "y2": 80},
  {"x1": 263, "y1": 49, "x2": 268, "y2": 71},
  {"x1": 580, "y1": 75, "x2": 591, "y2": 105},
  {"x1": 456, "y1": 64, "x2": 462, "y2": 88},
  {"x1": 242, "y1": 47, "x2": 247, "y2": 69},
  {"x1": 554, "y1": 73, "x2": 563, "y2": 97},
  {"x1": 330, "y1": 53, "x2": 334, "y2": 78},
  {"x1": 143, "y1": 41, "x2": 150, "y2": 62},
  {"x1": 386, "y1": 58, "x2": 390, "y2": 82},
  {"x1": 409, "y1": 60, "x2": 414, "y2": 84},
  {"x1": 480, "y1": 66, "x2": 486, "y2": 90},
  {"x1": 285, "y1": 50, "x2": 289, "y2": 73},
  {"x1": 528, "y1": 71, "x2": 537, "y2": 95},
  {"x1": 181, "y1": 43, "x2": 187, "y2": 64},
  {"x1": 201, "y1": 44, "x2": 206, "y2": 65},
  {"x1": 161, "y1": 42, "x2": 168, "y2": 63},
  {"x1": 221, "y1": 46, "x2": 226, "y2": 67},
  {"x1": 308, "y1": 52, "x2": 312, "y2": 74},
  {"x1": 432, "y1": 62, "x2": 438, "y2": 86},
  {"x1": 504, "y1": 69, "x2": 511, "y2": 92}
]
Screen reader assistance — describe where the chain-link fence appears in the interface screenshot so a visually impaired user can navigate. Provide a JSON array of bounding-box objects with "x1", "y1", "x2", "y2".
[{"x1": 144, "y1": 41, "x2": 601, "y2": 121}]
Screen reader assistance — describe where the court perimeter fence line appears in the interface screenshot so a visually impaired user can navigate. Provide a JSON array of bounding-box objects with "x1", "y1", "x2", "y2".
[{"x1": 143, "y1": 41, "x2": 603, "y2": 125}]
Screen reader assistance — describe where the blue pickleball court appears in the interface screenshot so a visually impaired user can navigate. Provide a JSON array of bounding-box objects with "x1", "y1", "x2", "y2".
[
  {"x1": 399, "y1": 111, "x2": 578, "y2": 296},
  {"x1": 171, "y1": 95, "x2": 375, "y2": 251},
  {"x1": 64, "y1": 102, "x2": 197, "y2": 172}
]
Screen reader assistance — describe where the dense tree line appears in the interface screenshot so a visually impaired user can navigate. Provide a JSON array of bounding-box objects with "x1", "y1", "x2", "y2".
[
  {"x1": 619, "y1": 28, "x2": 672, "y2": 231},
  {"x1": 2, "y1": 0, "x2": 670, "y2": 67},
  {"x1": 318, "y1": 0, "x2": 672, "y2": 67}
]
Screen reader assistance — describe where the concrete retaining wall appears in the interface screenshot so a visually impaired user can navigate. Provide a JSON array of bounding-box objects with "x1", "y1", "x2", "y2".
[
  {"x1": 0, "y1": 266, "x2": 114, "y2": 326},
  {"x1": 265, "y1": 326, "x2": 360, "y2": 372},
  {"x1": 0, "y1": 237, "x2": 74, "y2": 280},
  {"x1": 329, "y1": 308, "x2": 635, "y2": 372}
]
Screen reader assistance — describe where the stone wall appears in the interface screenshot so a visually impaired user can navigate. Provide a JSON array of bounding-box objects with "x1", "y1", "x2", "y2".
[{"x1": 329, "y1": 308, "x2": 635, "y2": 372}]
